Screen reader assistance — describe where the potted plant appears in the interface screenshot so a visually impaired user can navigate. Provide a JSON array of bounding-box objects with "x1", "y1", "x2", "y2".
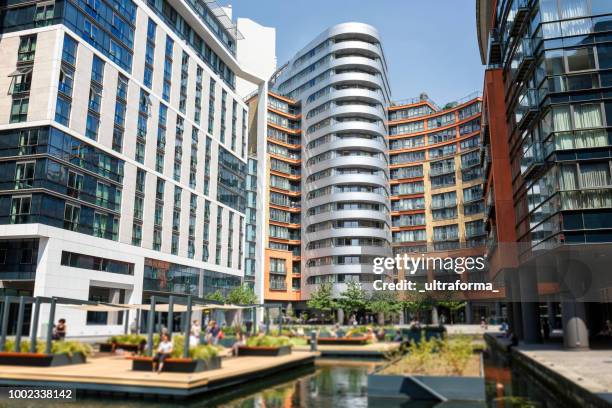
[
  {"x1": 129, "y1": 335, "x2": 222, "y2": 373},
  {"x1": 237, "y1": 335, "x2": 292, "y2": 356},
  {"x1": 0, "y1": 339, "x2": 92, "y2": 366}
]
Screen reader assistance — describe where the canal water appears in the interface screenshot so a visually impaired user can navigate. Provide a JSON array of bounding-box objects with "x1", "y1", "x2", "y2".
[{"x1": 0, "y1": 350, "x2": 575, "y2": 407}]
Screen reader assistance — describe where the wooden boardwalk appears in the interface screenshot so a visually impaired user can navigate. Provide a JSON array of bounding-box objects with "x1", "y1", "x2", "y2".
[{"x1": 0, "y1": 351, "x2": 318, "y2": 397}]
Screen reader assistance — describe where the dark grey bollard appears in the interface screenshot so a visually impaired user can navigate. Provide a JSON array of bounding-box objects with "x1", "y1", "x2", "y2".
[{"x1": 310, "y1": 331, "x2": 317, "y2": 352}]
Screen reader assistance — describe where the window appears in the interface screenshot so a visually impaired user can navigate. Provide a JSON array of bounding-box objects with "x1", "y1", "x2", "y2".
[
  {"x1": 64, "y1": 203, "x2": 80, "y2": 231},
  {"x1": 88, "y1": 87, "x2": 102, "y2": 112},
  {"x1": 86, "y1": 114, "x2": 99, "y2": 139},
  {"x1": 18, "y1": 129, "x2": 39, "y2": 155},
  {"x1": 62, "y1": 35, "x2": 77, "y2": 65},
  {"x1": 55, "y1": 96, "x2": 71, "y2": 125},
  {"x1": 18, "y1": 36, "x2": 37, "y2": 62},
  {"x1": 132, "y1": 223, "x2": 142, "y2": 246},
  {"x1": 8, "y1": 67, "x2": 32, "y2": 95},
  {"x1": 153, "y1": 228, "x2": 162, "y2": 251},
  {"x1": 58, "y1": 67, "x2": 74, "y2": 96},
  {"x1": 67, "y1": 170, "x2": 83, "y2": 197},
  {"x1": 10, "y1": 97, "x2": 29, "y2": 123},
  {"x1": 34, "y1": 2, "x2": 55, "y2": 26},
  {"x1": 91, "y1": 56, "x2": 105, "y2": 83},
  {"x1": 270, "y1": 258, "x2": 286, "y2": 274},
  {"x1": 136, "y1": 169, "x2": 146, "y2": 192},
  {"x1": 93, "y1": 212, "x2": 109, "y2": 238},
  {"x1": 10, "y1": 196, "x2": 31, "y2": 223},
  {"x1": 15, "y1": 161, "x2": 35, "y2": 189}
]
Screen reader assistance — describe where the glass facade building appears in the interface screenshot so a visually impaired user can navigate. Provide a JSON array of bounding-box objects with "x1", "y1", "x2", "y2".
[
  {"x1": 478, "y1": 0, "x2": 612, "y2": 347},
  {"x1": 0, "y1": 0, "x2": 256, "y2": 336}
]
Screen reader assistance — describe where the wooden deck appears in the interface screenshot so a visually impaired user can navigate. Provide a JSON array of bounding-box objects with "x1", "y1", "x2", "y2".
[
  {"x1": 295, "y1": 342, "x2": 400, "y2": 357},
  {"x1": 0, "y1": 351, "x2": 318, "y2": 397}
]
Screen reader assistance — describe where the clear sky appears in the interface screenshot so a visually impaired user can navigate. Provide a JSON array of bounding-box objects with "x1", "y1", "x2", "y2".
[{"x1": 224, "y1": 0, "x2": 484, "y2": 106}]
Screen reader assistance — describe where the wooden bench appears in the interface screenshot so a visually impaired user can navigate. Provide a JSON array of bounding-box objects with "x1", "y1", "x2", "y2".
[
  {"x1": 311, "y1": 336, "x2": 370, "y2": 345},
  {"x1": 126, "y1": 355, "x2": 221, "y2": 372}
]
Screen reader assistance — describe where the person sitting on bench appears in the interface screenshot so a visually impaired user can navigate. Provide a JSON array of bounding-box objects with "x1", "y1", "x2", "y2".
[{"x1": 152, "y1": 334, "x2": 173, "y2": 373}]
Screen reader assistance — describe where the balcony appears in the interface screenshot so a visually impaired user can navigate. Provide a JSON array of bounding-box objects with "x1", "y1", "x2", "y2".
[
  {"x1": 520, "y1": 142, "x2": 544, "y2": 179},
  {"x1": 482, "y1": 146, "x2": 492, "y2": 178},
  {"x1": 515, "y1": 89, "x2": 539, "y2": 130},
  {"x1": 487, "y1": 28, "x2": 502, "y2": 67},
  {"x1": 269, "y1": 281, "x2": 287, "y2": 291},
  {"x1": 429, "y1": 165, "x2": 455, "y2": 177},
  {"x1": 431, "y1": 200, "x2": 457, "y2": 210},
  {"x1": 509, "y1": 0, "x2": 531, "y2": 37},
  {"x1": 515, "y1": 38, "x2": 534, "y2": 82}
]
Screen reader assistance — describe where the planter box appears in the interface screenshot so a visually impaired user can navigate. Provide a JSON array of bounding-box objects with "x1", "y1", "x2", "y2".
[
  {"x1": 0, "y1": 352, "x2": 87, "y2": 367},
  {"x1": 237, "y1": 345, "x2": 292, "y2": 356},
  {"x1": 311, "y1": 337, "x2": 369, "y2": 345},
  {"x1": 99, "y1": 343, "x2": 140, "y2": 353},
  {"x1": 129, "y1": 356, "x2": 222, "y2": 373}
]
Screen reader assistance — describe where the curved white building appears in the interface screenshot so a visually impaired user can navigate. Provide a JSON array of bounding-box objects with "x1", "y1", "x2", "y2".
[{"x1": 272, "y1": 23, "x2": 393, "y2": 297}]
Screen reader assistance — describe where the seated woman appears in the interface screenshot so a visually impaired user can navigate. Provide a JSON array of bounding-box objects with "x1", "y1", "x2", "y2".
[
  {"x1": 232, "y1": 329, "x2": 246, "y2": 356},
  {"x1": 152, "y1": 334, "x2": 173, "y2": 373}
]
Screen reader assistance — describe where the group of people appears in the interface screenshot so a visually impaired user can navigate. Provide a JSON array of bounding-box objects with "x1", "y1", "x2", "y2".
[{"x1": 151, "y1": 319, "x2": 254, "y2": 373}]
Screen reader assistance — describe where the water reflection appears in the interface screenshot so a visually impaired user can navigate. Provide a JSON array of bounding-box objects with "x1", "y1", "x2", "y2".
[{"x1": 483, "y1": 347, "x2": 574, "y2": 408}]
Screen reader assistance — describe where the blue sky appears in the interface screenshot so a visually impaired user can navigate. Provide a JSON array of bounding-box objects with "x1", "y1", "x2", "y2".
[{"x1": 224, "y1": 0, "x2": 484, "y2": 105}]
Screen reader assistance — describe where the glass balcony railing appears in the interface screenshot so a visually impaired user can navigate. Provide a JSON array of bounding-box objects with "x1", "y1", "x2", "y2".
[
  {"x1": 520, "y1": 142, "x2": 544, "y2": 179},
  {"x1": 515, "y1": 88, "x2": 538, "y2": 129}
]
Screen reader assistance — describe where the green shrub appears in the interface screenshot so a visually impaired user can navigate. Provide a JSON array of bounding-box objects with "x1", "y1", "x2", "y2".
[
  {"x1": 108, "y1": 334, "x2": 146, "y2": 345},
  {"x1": 189, "y1": 344, "x2": 219, "y2": 360},
  {"x1": 51, "y1": 341, "x2": 93, "y2": 357},
  {"x1": 3, "y1": 339, "x2": 91, "y2": 356},
  {"x1": 246, "y1": 335, "x2": 290, "y2": 347}
]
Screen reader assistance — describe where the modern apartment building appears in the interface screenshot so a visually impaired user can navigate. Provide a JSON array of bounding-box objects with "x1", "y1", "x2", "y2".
[
  {"x1": 274, "y1": 23, "x2": 393, "y2": 304},
  {"x1": 0, "y1": 0, "x2": 269, "y2": 336},
  {"x1": 477, "y1": 0, "x2": 612, "y2": 347},
  {"x1": 389, "y1": 94, "x2": 503, "y2": 321}
]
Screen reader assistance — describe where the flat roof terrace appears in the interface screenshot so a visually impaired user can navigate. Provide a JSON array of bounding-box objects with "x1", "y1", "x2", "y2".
[{"x1": 0, "y1": 352, "x2": 318, "y2": 398}]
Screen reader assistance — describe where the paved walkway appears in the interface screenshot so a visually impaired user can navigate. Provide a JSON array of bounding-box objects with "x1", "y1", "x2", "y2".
[{"x1": 516, "y1": 343, "x2": 612, "y2": 400}]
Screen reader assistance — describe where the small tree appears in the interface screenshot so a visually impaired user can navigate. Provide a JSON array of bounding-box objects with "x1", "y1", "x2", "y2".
[
  {"x1": 206, "y1": 290, "x2": 225, "y2": 303},
  {"x1": 368, "y1": 291, "x2": 401, "y2": 325},
  {"x1": 437, "y1": 300, "x2": 466, "y2": 324},
  {"x1": 227, "y1": 284, "x2": 258, "y2": 305},
  {"x1": 307, "y1": 282, "x2": 337, "y2": 322},
  {"x1": 401, "y1": 286, "x2": 433, "y2": 322},
  {"x1": 337, "y1": 280, "x2": 366, "y2": 322}
]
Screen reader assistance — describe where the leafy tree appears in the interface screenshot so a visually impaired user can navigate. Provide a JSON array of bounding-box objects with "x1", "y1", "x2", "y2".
[
  {"x1": 337, "y1": 280, "x2": 367, "y2": 318},
  {"x1": 437, "y1": 300, "x2": 466, "y2": 324},
  {"x1": 307, "y1": 282, "x2": 337, "y2": 322},
  {"x1": 227, "y1": 284, "x2": 258, "y2": 305},
  {"x1": 206, "y1": 290, "x2": 225, "y2": 303},
  {"x1": 368, "y1": 291, "x2": 401, "y2": 324},
  {"x1": 400, "y1": 285, "x2": 433, "y2": 321}
]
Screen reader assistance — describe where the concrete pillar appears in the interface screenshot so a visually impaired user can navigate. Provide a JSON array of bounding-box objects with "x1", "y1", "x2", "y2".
[
  {"x1": 509, "y1": 270, "x2": 524, "y2": 340},
  {"x1": 562, "y1": 301, "x2": 589, "y2": 349},
  {"x1": 465, "y1": 302, "x2": 473, "y2": 324},
  {"x1": 494, "y1": 302, "x2": 502, "y2": 323},
  {"x1": 431, "y1": 306, "x2": 439, "y2": 325},
  {"x1": 519, "y1": 267, "x2": 541, "y2": 343},
  {"x1": 546, "y1": 301, "x2": 555, "y2": 330}
]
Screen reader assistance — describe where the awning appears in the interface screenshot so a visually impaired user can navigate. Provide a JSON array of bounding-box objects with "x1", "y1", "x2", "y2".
[
  {"x1": 59, "y1": 304, "x2": 130, "y2": 312},
  {"x1": 116, "y1": 303, "x2": 255, "y2": 311}
]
